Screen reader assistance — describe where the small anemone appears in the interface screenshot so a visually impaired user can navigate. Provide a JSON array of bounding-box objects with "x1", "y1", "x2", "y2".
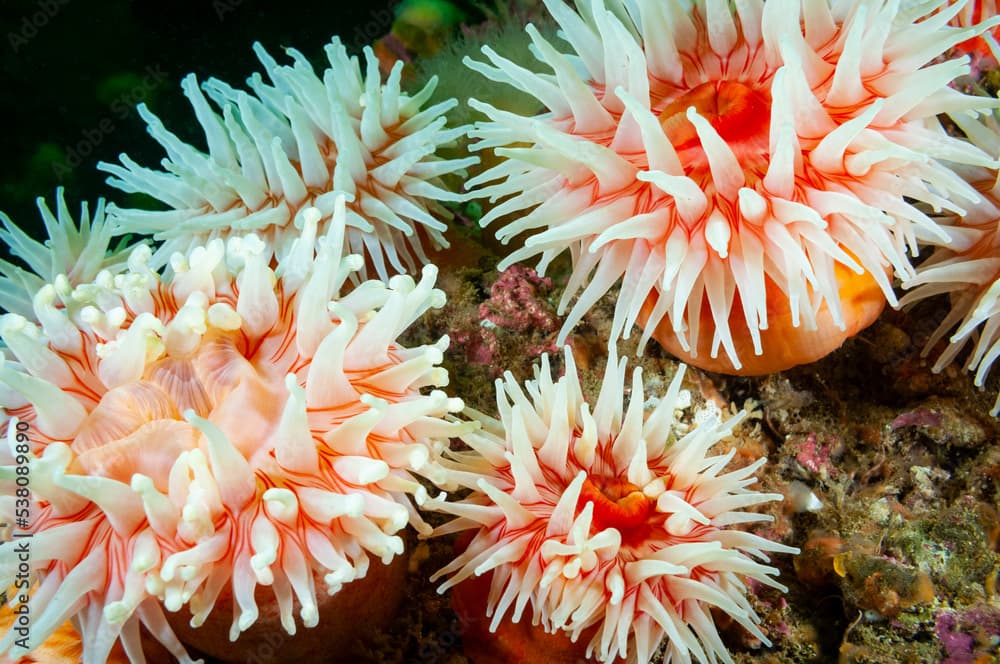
[
  {"x1": 99, "y1": 36, "x2": 478, "y2": 280},
  {"x1": 427, "y1": 345, "x2": 797, "y2": 663}
]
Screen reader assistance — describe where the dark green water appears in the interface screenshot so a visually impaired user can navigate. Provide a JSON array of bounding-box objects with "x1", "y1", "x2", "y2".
[{"x1": 0, "y1": 0, "x2": 415, "y2": 242}]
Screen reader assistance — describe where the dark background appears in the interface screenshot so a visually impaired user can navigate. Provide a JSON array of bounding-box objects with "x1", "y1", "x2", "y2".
[{"x1": 0, "y1": 0, "x2": 417, "y2": 242}]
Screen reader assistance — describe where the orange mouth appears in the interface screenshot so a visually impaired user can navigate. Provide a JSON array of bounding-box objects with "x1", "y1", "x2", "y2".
[{"x1": 659, "y1": 80, "x2": 771, "y2": 173}]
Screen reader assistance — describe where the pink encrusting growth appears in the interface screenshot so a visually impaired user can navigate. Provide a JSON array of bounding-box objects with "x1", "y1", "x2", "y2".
[
  {"x1": 479, "y1": 265, "x2": 559, "y2": 336},
  {"x1": 453, "y1": 266, "x2": 560, "y2": 371},
  {"x1": 427, "y1": 347, "x2": 798, "y2": 663},
  {"x1": 901, "y1": 112, "x2": 1000, "y2": 415},
  {"x1": 0, "y1": 196, "x2": 467, "y2": 663},
  {"x1": 465, "y1": 0, "x2": 1000, "y2": 372},
  {"x1": 99, "y1": 37, "x2": 477, "y2": 280}
]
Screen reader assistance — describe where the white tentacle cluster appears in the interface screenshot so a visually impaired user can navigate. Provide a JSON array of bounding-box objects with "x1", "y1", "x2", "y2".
[
  {"x1": 99, "y1": 37, "x2": 477, "y2": 279},
  {"x1": 0, "y1": 189, "x2": 131, "y2": 321},
  {"x1": 902, "y1": 111, "x2": 1000, "y2": 415}
]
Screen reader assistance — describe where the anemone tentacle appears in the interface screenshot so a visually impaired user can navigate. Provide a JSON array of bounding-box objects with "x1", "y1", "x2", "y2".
[
  {"x1": 0, "y1": 189, "x2": 136, "y2": 321},
  {"x1": 901, "y1": 110, "x2": 1000, "y2": 415}
]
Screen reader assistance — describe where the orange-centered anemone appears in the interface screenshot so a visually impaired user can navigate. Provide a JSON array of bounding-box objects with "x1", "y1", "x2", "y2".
[
  {"x1": 98, "y1": 36, "x2": 476, "y2": 279},
  {"x1": 427, "y1": 347, "x2": 798, "y2": 664},
  {"x1": 0, "y1": 196, "x2": 466, "y2": 662},
  {"x1": 466, "y1": 0, "x2": 999, "y2": 374}
]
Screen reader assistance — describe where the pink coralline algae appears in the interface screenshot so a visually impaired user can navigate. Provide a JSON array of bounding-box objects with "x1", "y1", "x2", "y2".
[
  {"x1": 891, "y1": 408, "x2": 945, "y2": 431},
  {"x1": 454, "y1": 266, "x2": 560, "y2": 371},
  {"x1": 935, "y1": 605, "x2": 1000, "y2": 664},
  {"x1": 792, "y1": 433, "x2": 838, "y2": 479},
  {"x1": 480, "y1": 266, "x2": 559, "y2": 337}
]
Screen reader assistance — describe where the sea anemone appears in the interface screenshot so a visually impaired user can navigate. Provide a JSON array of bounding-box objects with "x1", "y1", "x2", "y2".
[
  {"x1": 98, "y1": 36, "x2": 477, "y2": 280},
  {"x1": 901, "y1": 111, "x2": 1000, "y2": 415},
  {"x1": 427, "y1": 346, "x2": 797, "y2": 663},
  {"x1": 0, "y1": 197, "x2": 466, "y2": 662},
  {"x1": 1, "y1": 189, "x2": 131, "y2": 320},
  {"x1": 465, "y1": 0, "x2": 999, "y2": 374}
]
